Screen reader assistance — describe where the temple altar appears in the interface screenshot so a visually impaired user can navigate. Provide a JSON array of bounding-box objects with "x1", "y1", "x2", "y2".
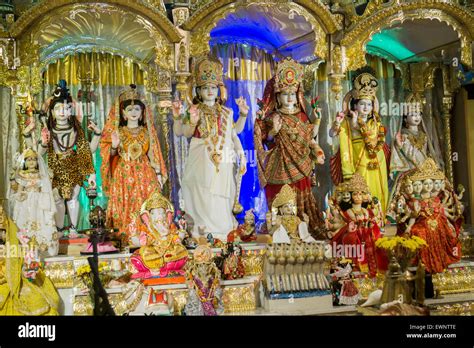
[{"x1": 1, "y1": 0, "x2": 474, "y2": 330}]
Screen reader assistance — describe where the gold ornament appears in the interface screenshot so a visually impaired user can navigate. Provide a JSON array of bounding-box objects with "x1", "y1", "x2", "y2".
[
  {"x1": 193, "y1": 57, "x2": 224, "y2": 87},
  {"x1": 22, "y1": 148, "x2": 38, "y2": 160},
  {"x1": 409, "y1": 158, "x2": 444, "y2": 182},
  {"x1": 274, "y1": 57, "x2": 304, "y2": 93},
  {"x1": 335, "y1": 181, "x2": 349, "y2": 192},
  {"x1": 193, "y1": 245, "x2": 213, "y2": 263},
  {"x1": 271, "y1": 184, "x2": 297, "y2": 209},
  {"x1": 119, "y1": 84, "x2": 144, "y2": 104},
  {"x1": 346, "y1": 173, "x2": 370, "y2": 193},
  {"x1": 352, "y1": 72, "x2": 378, "y2": 100},
  {"x1": 140, "y1": 189, "x2": 174, "y2": 215}
]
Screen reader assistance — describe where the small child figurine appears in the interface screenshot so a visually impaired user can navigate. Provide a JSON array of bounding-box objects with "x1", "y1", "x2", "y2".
[
  {"x1": 227, "y1": 209, "x2": 257, "y2": 243},
  {"x1": 329, "y1": 258, "x2": 361, "y2": 306}
]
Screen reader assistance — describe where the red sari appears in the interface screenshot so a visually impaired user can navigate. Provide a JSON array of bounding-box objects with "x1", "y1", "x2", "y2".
[
  {"x1": 410, "y1": 197, "x2": 461, "y2": 274},
  {"x1": 255, "y1": 110, "x2": 322, "y2": 232},
  {"x1": 331, "y1": 209, "x2": 379, "y2": 277}
]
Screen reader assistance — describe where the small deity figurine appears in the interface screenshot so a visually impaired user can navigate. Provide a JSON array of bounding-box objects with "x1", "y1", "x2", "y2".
[
  {"x1": 330, "y1": 70, "x2": 390, "y2": 213},
  {"x1": 0, "y1": 206, "x2": 60, "y2": 315},
  {"x1": 130, "y1": 190, "x2": 188, "y2": 279},
  {"x1": 27, "y1": 80, "x2": 100, "y2": 236},
  {"x1": 327, "y1": 174, "x2": 382, "y2": 277},
  {"x1": 173, "y1": 57, "x2": 247, "y2": 241},
  {"x1": 401, "y1": 159, "x2": 461, "y2": 274},
  {"x1": 9, "y1": 148, "x2": 58, "y2": 257},
  {"x1": 175, "y1": 210, "x2": 199, "y2": 249},
  {"x1": 329, "y1": 258, "x2": 361, "y2": 306},
  {"x1": 184, "y1": 245, "x2": 224, "y2": 316},
  {"x1": 390, "y1": 94, "x2": 442, "y2": 180},
  {"x1": 227, "y1": 208, "x2": 257, "y2": 243},
  {"x1": 268, "y1": 184, "x2": 317, "y2": 244},
  {"x1": 254, "y1": 57, "x2": 325, "y2": 233},
  {"x1": 100, "y1": 84, "x2": 167, "y2": 244},
  {"x1": 325, "y1": 182, "x2": 349, "y2": 233},
  {"x1": 216, "y1": 242, "x2": 245, "y2": 280}
]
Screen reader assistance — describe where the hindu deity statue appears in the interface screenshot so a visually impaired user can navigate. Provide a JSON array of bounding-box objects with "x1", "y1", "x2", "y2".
[
  {"x1": 267, "y1": 184, "x2": 317, "y2": 244},
  {"x1": 174, "y1": 57, "x2": 247, "y2": 241},
  {"x1": 100, "y1": 84, "x2": 167, "y2": 245},
  {"x1": 325, "y1": 182, "x2": 349, "y2": 233},
  {"x1": 0, "y1": 206, "x2": 60, "y2": 315},
  {"x1": 227, "y1": 208, "x2": 257, "y2": 243},
  {"x1": 402, "y1": 159, "x2": 461, "y2": 274},
  {"x1": 218, "y1": 242, "x2": 245, "y2": 280},
  {"x1": 327, "y1": 174, "x2": 382, "y2": 277},
  {"x1": 390, "y1": 94, "x2": 442, "y2": 179},
  {"x1": 329, "y1": 258, "x2": 361, "y2": 306},
  {"x1": 330, "y1": 71, "x2": 390, "y2": 214},
  {"x1": 130, "y1": 190, "x2": 188, "y2": 279},
  {"x1": 254, "y1": 57, "x2": 325, "y2": 233},
  {"x1": 9, "y1": 148, "x2": 58, "y2": 257},
  {"x1": 184, "y1": 245, "x2": 224, "y2": 316},
  {"x1": 28, "y1": 80, "x2": 100, "y2": 236}
]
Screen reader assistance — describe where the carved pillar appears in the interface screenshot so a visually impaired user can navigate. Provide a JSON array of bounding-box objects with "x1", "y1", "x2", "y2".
[
  {"x1": 441, "y1": 96, "x2": 454, "y2": 184},
  {"x1": 329, "y1": 45, "x2": 345, "y2": 101},
  {"x1": 441, "y1": 64, "x2": 461, "y2": 185}
]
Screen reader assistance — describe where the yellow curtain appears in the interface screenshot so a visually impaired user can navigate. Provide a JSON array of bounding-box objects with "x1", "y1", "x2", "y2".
[{"x1": 44, "y1": 52, "x2": 145, "y2": 86}]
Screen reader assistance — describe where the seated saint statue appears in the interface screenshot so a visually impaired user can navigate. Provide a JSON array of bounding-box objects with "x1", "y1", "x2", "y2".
[
  {"x1": 268, "y1": 184, "x2": 317, "y2": 244},
  {"x1": 130, "y1": 190, "x2": 188, "y2": 279}
]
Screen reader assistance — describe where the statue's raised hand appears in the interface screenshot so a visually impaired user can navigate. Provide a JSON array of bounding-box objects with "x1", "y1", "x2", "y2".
[
  {"x1": 189, "y1": 104, "x2": 200, "y2": 125},
  {"x1": 41, "y1": 127, "x2": 50, "y2": 146},
  {"x1": 87, "y1": 120, "x2": 101, "y2": 134},
  {"x1": 272, "y1": 114, "x2": 282, "y2": 134},
  {"x1": 23, "y1": 117, "x2": 36, "y2": 136},
  {"x1": 335, "y1": 111, "x2": 345, "y2": 125},
  {"x1": 235, "y1": 96, "x2": 249, "y2": 115},
  {"x1": 172, "y1": 99, "x2": 183, "y2": 118}
]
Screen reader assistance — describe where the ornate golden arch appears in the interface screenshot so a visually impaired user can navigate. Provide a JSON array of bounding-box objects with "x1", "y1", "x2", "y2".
[
  {"x1": 341, "y1": 1, "x2": 474, "y2": 71},
  {"x1": 183, "y1": 0, "x2": 341, "y2": 60},
  {"x1": 10, "y1": 0, "x2": 182, "y2": 43}
]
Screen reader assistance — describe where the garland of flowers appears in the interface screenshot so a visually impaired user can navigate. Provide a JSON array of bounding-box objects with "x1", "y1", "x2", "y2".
[{"x1": 357, "y1": 116, "x2": 386, "y2": 160}]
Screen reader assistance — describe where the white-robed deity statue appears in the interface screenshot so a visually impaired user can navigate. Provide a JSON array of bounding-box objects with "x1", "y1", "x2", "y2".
[
  {"x1": 172, "y1": 57, "x2": 248, "y2": 241},
  {"x1": 9, "y1": 148, "x2": 59, "y2": 257}
]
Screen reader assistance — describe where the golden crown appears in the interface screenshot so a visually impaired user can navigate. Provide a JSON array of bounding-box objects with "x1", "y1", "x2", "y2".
[
  {"x1": 119, "y1": 84, "x2": 143, "y2": 104},
  {"x1": 193, "y1": 245, "x2": 213, "y2": 263},
  {"x1": 274, "y1": 57, "x2": 304, "y2": 93},
  {"x1": 141, "y1": 189, "x2": 174, "y2": 214},
  {"x1": 352, "y1": 73, "x2": 378, "y2": 100},
  {"x1": 194, "y1": 57, "x2": 224, "y2": 87},
  {"x1": 409, "y1": 158, "x2": 444, "y2": 181},
  {"x1": 335, "y1": 182, "x2": 349, "y2": 192},
  {"x1": 272, "y1": 184, "x2": 297, "y2": 209},
  {"x1": 347, "y1": 173, "x2": 370, "y2": 193},
  {"x1": 22, "y1": 148, "x2": 38, "y2": 159},
  {"x1": 403, "y1": 93, "x2": 424, "y2": 115}
]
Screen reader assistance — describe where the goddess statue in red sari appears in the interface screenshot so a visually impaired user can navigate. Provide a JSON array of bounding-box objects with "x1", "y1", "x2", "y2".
[{"x1": 254, "y1": 57, "x2": 325, "y2": 234}]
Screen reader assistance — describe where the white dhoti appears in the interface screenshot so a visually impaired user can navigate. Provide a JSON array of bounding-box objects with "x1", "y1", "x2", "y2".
[{"x1": 182, "y1": 115, "x2": 238, "y2": 241}]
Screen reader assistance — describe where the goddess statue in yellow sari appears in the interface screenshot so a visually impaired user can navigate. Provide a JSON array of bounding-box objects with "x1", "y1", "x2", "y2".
[
  {"x1": 330, "y1": 72, "x2": 390, "y2": 213},
  {"x1": 0, "y1": 207, "x2": 60, "y2": 315}
]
